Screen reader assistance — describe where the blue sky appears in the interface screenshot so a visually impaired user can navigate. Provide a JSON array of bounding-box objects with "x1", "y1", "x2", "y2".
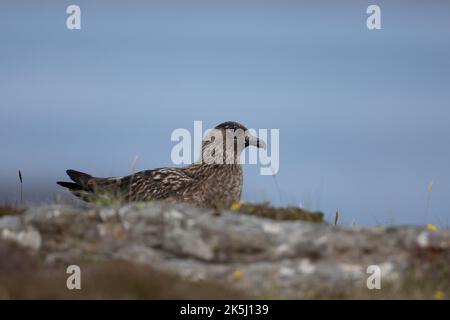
[{"x1": 1, "y1": 0, "x2": 449, "y2": 226}]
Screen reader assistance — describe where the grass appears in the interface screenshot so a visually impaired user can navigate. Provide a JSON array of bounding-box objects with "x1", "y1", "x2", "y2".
[
  {"x1": 18, "y1": 169, "x2": 23, "y2": 205},
  {"x1": 425, "y1": 180, "x2": 433, "y2": 224}
]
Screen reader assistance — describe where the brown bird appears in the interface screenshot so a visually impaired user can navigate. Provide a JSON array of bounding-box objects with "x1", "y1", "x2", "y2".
[{"x1": 57, "y1": 121, "x2": 266, "y2": 208}]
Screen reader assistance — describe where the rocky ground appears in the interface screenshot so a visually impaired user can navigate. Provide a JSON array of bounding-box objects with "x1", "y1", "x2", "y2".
[{"x1": 0, "y1": 202, "x2": 449, "y2": 299}]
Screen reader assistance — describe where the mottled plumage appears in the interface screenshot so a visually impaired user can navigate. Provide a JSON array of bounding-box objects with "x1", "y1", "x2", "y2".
[{"x1": 57, "y1": 121, "x2": 266, "y2": 208}]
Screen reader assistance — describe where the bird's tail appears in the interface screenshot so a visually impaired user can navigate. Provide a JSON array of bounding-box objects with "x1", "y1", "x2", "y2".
[
  {"x1": 57, "y1": 169, "x2": 96, "y2": 201},
  {"x1": 66, "y1": 169, "x2": 92, "y2": 185}
]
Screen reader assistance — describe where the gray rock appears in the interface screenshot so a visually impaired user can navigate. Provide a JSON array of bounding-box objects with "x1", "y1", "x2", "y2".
[{"x1": 1, "y1": 202, "x2": 449, "y2": 298}]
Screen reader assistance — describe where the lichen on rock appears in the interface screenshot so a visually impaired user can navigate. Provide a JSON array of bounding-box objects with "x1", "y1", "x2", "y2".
[{"x1": 0, "y1": 202, "x2": 449, "y2": 299}]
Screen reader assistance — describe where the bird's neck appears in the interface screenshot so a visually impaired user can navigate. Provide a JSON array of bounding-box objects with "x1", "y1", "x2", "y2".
[{"x1": 197, "y1": 144, "x2": 243, "y2": 165}]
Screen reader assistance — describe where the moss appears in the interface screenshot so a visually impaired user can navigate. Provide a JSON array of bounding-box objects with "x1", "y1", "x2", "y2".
[
  {"x1": 232, "y1": 202, "x2": 324, "y2": 223},
  {"x1": 0, "y1": 204, "x2": 25, "y2": 217}
]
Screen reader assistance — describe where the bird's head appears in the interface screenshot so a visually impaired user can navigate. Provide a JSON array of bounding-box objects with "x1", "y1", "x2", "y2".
[{"x1": 200, "y1": 121, "x2": 266, "y2": 165}]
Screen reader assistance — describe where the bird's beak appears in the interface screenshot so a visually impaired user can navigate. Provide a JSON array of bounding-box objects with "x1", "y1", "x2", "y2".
[{"x1": 246, "y1": 134, "x2": 266, "y2": 149}]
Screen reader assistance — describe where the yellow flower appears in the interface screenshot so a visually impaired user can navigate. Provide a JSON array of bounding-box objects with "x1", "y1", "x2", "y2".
[
  {"x1": 427, "y1": 224, "x2": 438, "y2": 231},
  {"x1": 230, "y1": 202, "x2": 241, "y2": 211},
  {"x1": 433, "y1": 291, "x2": 445, "y2": 300},
  {"x1": 232, "y1": 269, "x2": 244, "y2": 280}
]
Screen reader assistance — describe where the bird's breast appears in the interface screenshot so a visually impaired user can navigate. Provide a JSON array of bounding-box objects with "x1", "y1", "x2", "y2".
[{"x1": 183, "y1": 164, "x2": 243, "y2": 208}]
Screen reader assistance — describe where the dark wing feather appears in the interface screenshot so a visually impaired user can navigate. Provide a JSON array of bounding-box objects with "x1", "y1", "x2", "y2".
[
  {"x1": 66, "y1": 169, "x2": 92, "y2": 186},
  {"x1": 57, "y1": 168, "x2": 195, "y2": 203}
]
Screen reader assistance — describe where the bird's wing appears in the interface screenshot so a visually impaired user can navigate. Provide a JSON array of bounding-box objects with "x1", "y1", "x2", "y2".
[
  {"x1": 57, "y1": 168, "x2": 195, "y2": 202},
  {"x1": 120, "y1": 167, "x2": 196, "y2": 201}
]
